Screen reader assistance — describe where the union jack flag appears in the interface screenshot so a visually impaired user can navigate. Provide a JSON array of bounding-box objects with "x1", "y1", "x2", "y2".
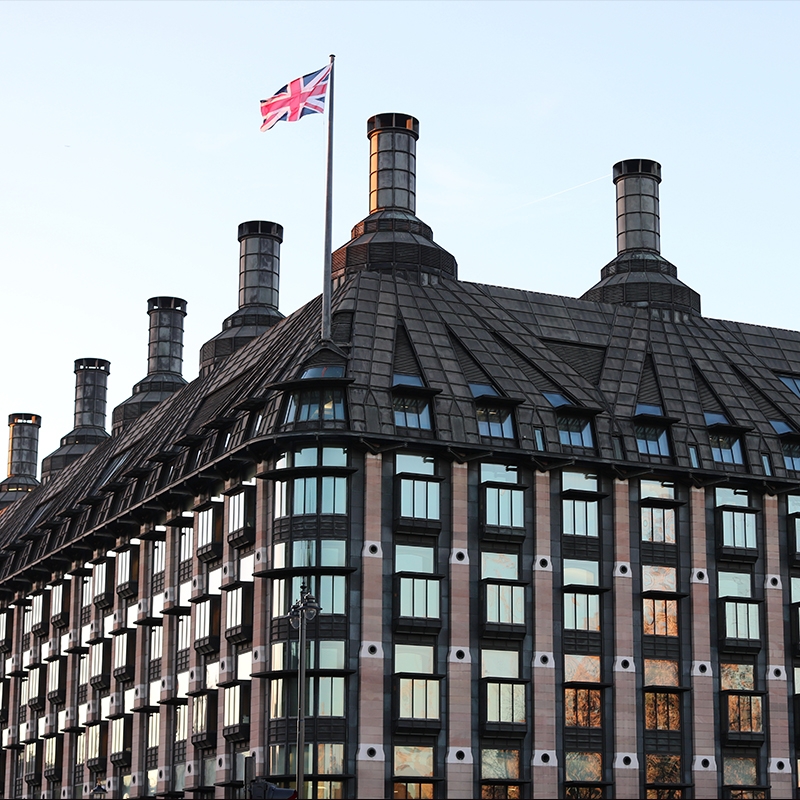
[{"x1": 260, "y1": 65, "x2": 332, "y2": 132}]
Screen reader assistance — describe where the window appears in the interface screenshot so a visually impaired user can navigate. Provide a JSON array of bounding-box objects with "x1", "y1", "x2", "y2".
[
  {"x1": 477, "y1": 405, "x2": 514, "y2": 439},
  {"x1": 783, "y1": 441, "x2": 800, "y2": 471},
  {"x1": 482, "y1": 552, "x2": 523, "y2": 625},
  {"x1": 723, "y1": 756, "x2": 758, "y2": 787},
  {"x1": 557, "y1": 415, "x2": 594, "y2": 448},
  {"x1": 397, "y1": 455, "x2": 439, "y2": 520},
  {"x1": 645, "y1": 755, "x2": 682, "y2": 795},
  {"x1": 196, "y1": 506, "x2": 221, "y2": 549},
  {"x1": 635, "y1": 423, "x2": 670, "y2": 456},
  {"x1": 482, "y1": 464, "x2": 524, "y2": 528},
  {"x1": 644, "y1": 692, "x2": 680, "y2": 730},
  {"x1": 394, "y1": 745, "x2": 433, "y2": 798},
  {"x1": 283, "y1": 389, "x2": 346, "y2": 424},
  {"x1": 397, "y1": 546, "x2": 439, "y2": 620},
  {"x1": 564, "y1": 592, "x2": 599, "y2": 631},
  {"x1": 779, "y1": 374, "x2": 800, "y2": 398},
  {"x1": 565, "y1": 751, "x2": 603, "y2": 783},
  {"x1": 640, "y1": 481, "x2": 676, "y2": 543},
  {"x1": 564, "y1": 654, "x2": 601, "y2": 683},
  {"x1": 301, "y1": 365, "x2": 345, "y2": 379},
  {"x1": 643, "y1": 659, "x2": 679, "y2": 686},
  {"x1": 223, "y1": 684, "x2": 251, "y2": 727},
  {"x1": 228, "y1": 491, "x2": 251, "y2": 533},
  {"x1": 636, "y1": 403, "x2": 663, "y2": 416},
  {"x1": 642, "y1": 565, "x2": 677, "y2": 592},
  {"x1": 481, "y1": 748, "x2": 521, "y2": 798},
  {"x1": 482, "y1": 649, "x2": 524, "y2": 723},
  {"x1": 398, "y1": 677, "x2": 439, "y2": 720},
  {"x1": 562, "y1": 471, "x2": 599, "y2": 536},
  {"x1": 393, "y1": 395, "x2": 431, "y2": 429},
  {"x1": 287, "y1": 476, "x2": 347, "y2": 516},
  {"x1": 719, "y1": 576, "x2": 759, "y2": 640},
  {"x1": 706, "y1": 414, "x2": 744, "y2": 464},
  {"x1": 643, "y1": 598, "x2": 678, "y2": 636},
  {"x1": 720, "y1": 663, "x2": 762, "y2": 736},
  {"x1": 565, "y1": 688, "x2": 601, "y2": 727},
  {"x1": 564, "y1": 560, "x2": 599, "y2": 587}
]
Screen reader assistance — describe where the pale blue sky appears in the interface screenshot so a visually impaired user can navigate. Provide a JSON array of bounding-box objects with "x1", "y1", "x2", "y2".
[{"x1": 1, "y1": 0, "x2": 798, "y2": 469}]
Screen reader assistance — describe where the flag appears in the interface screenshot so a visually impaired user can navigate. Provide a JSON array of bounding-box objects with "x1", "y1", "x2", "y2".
[{"x1": 260, "y1": 65, "x2": 332, "y2": 132}]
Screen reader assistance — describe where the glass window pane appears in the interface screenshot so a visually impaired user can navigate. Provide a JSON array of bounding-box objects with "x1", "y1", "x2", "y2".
[
  {"x1": 565, "y1": 752, "x2": 602, "y2": 782},
  {"x1": 396, "y1": 546, "x2": 434, "y2": 573},
  {"x1": 642, "y1": 565, "x2": 677, "y2": 592},
  {"x1": 564, "y1": 559, "x2": 599, "y2": 586},
  {"x1": 643, "y1": 659, "x2": 679, "y2": 687},
  {"x1": 395, "y1": 645, "x2": 434, "y2": 674},
  {"x1": 394, "y1": 746, "x2": 433, "y2": 778},
  {"x1": 719, "y1": 572, "x2": 751, "y2": 598},
  {"x1": 481, "y1": 552, "x2": 518, "y2": 580},
  {"x1": 481, "y1": 649, "x2": 518, "y2": 679},
  {"x1": 564, "y1": 654, "x2": 600, "y2": 683}
]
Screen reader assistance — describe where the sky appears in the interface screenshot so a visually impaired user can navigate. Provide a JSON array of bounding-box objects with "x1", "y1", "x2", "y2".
[{"x1": 1, "y1": 0, "x2": 799, "y2": 474}]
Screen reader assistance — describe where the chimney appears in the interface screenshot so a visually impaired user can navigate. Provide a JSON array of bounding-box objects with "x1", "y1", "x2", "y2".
[
  {"x1": 0, "y1": 413, "x2": 41, "y2": 508},
  {"x1": 330, "y1": 113, "x2": 456, "y2": 283},
  {"x1": 614, "y1": 158, "x2": 661, "y2": 253},
  {"x1": 112, "y1": 297, "x2": 187, "y2": 436},
  {"x1": 199, "y1": 222, "x2": 284, "y2": 377},
  {"x1": 146, "y1": 296, "x2": 187, "y2": 378},
  {"x1": 368, "y1": 112, "x2": 419, "y2": 215},
  {"x1": 41, "y1": 359, "x2": 111, "y2": 483},
  {"x1": 580, "y1": 160, "x2": 701, "y2": 316}
]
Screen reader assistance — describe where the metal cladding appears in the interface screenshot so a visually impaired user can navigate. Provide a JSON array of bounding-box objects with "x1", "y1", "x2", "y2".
[
  {"x1": 368, "y1": 112, "x2": 419, "y2": 215},
  {"x1": 581, "y1": 160, "x2": 701, "y2": 315},
  {"x1": 147, "y1": 296, "x2": 187, "y2": 377},
  {"x1": 40, "y1": 359, "x2": 111, "y2": 483},
  {"x1": 199, "y1": 221, "x2": 285, "y2": 377},
  {"x1": 614, "y1": 158, "x2": 662, "y2": 253},
  {"x1": 331, "y1": 113, "x2": 457, "y2": 283},
  {"x1": 0, "y1": 413, "x2": 41, "y2": 508},
  {"x1": 73, "y1": 358, "x2": 110, "y2": 431},
  {"x1": 112, "y1": 297, "x2": 187, "y2": 436}
]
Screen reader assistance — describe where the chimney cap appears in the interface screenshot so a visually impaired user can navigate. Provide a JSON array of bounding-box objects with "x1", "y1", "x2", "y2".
[
  {"x1": 147, "y1": 296, "x2": 187, "y2": 315},
  {"x1": 613, "y1": 159, "x2": 661, "y2": 184},
  {"x1": 74, "y1": 358, "x2": 110, "y2": 374},
  {"x1": 367, "y1": 113, "x2": 419, "y2": 140},
  {"x1": 8, "y1": 413, "x2": 41, "y2": 427},
  {"x1": 237, "y1": 221, "x2": 283, "y2": 242}
]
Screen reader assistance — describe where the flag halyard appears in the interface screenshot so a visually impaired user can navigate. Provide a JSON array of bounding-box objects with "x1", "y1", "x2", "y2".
[{"x1": 260, "y1": 65, "x2": 332, "y2": 132}]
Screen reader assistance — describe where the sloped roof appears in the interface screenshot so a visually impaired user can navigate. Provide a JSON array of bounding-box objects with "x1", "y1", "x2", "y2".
[{"x1": 4, "y1": 268, "x2": 800, "y2": 585}]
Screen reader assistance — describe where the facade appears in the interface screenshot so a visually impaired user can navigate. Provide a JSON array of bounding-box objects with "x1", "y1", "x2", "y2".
[{"x1": 1, "y1": 113, "x2": 800, "y2": 800}]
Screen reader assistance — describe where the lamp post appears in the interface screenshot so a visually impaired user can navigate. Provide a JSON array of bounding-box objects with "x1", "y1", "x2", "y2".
[{"x1": 289, "y1": 582, "x2": 321, "y2": 799}]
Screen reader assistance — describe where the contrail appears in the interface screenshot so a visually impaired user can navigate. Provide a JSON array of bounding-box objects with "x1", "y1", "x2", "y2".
[{"x1": 511, "y1": 173, "x2": 611, "y2": 211}]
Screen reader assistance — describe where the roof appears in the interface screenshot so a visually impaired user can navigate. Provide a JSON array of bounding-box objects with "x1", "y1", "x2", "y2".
[{"x1": 3, "y1": 268, "x2": 800, "y2": 585}]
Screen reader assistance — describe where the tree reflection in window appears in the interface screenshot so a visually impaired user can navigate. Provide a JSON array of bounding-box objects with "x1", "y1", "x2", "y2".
[
  {"x1": 723, "y1": 756, "x2": 758, "y2": 786},
  {"x1": 481, "y1": 748, "x2": 520, "y2": 780},
  {"x1": 564, "y1": 688, "x2": 601, "y2": 727},
  {"x1": 565, "y1": 751, "x2": 602, "y2": 782},
  {"x1": 643, "y1": 659, "x2": 679, "y2": 687},
  {"x1": 564, "y1": 654, "x2": 601, "y2": 683},
  {"x1": 645, "y1": 693, "x2": 680, "y2": 730},
  {"x1": 643, "y1": 598, "x2": 678, "y2": 636},
  {"x1": 645, "y1": 754, "x2": 682, "y2": 785}
]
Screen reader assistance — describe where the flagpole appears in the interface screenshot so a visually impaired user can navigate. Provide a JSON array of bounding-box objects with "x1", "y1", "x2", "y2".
[{"x1": 321, "y1": 54, "x2": 335, "y2": 341}]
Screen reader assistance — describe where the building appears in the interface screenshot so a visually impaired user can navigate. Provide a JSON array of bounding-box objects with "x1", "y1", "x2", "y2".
[{"x1": 0, "y1": 112, "x2": 799, "y2": 800}]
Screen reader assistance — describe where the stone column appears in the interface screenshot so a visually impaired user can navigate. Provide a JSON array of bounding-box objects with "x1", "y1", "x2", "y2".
[
  {"x1": 356, "y1": 453, "x2": 385, "y2": 797},
  {"x1": 611, "y1": 479, "x2": 639, "y2": 796},
  {"x1": 531, "y1": 471, "x2": 557, "y2": 798},
  {"x1": 446, "y1": 462, "x2": 473, "y2": 797},
  {"x1": 688, "y1": 487, "x2": 718, "y2": 795},
  {"x1": 763, "y1": 494, "x2": 794, "y2": 792}
]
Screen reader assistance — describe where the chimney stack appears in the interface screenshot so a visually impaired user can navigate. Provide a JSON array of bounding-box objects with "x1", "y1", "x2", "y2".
[
  {"x1": 330, "y1": 113, "x2": 456, "y2": 283},
  {"x1": 580, "y1": 159, "x2": 701, "y2": 316},
  {"x1": 614, "y1": 158, "x2": 661, "y2": 254},
  {"x1": 199, "y1": 222, "x2": 284, "y2": 377},
  {"x1": 0, "y1": 413, "x2": 41, "y2": 508},
  {"x1": 41, "y1": 359, "x2": 111, "y2": 483},
  {"x1": 368, "y1": 112, "x2": 419, "y2": 215},
  {"x1": 112, "y1": 297, "x2": 187, "y2": 436}
]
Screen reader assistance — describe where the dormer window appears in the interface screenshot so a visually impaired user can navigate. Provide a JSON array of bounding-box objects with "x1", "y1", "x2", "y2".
[
  {"x1": 544, "y1": 392, "x2": 595, "y2": 449},
  {"x1": 769, "y1": 420, "x2": 800, "y2": 470},
  {"x1": 705, "y1": 412, "x2": 744, "y2": 465},
  {"x1": 283, "y1": 389, "x2": 346, "y2": 425},
  {"x1": 393, "y1": 396, "x2": 431, "y2": 429},
  {"x1": 636, "y1": 403, "x2": 663, "y2": 416},
  {"x1": 470, "y1": 382, "x2": 498, "y2": 398},
  {"x1": 634, "y1": 404, "x2": 671, "y2": 457},
  {"x1": 393, "y1": 374, "x2": 424, "y2": 387},
  {"x1": 301, "y1": 365, "x2": 345, "y2": 379}
]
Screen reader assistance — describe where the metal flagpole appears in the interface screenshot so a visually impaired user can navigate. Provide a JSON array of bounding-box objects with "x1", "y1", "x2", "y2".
[{"x1": 321, "y1": 54, "x2": 335, "y2": 341}]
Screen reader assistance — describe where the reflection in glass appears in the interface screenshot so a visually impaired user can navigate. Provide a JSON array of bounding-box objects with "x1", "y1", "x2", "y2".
[
  {"x1": 394, "y1": 396, "x2": 432, "y2": 429},
  {"x1": 482, "y1": 552, "x2": 518, "y2": 580},
  {"x1": 394, "y1": 746, "x2": 434, "y2": 778},
  {"x1": 485, "y1": 486, "x2": 524, "y2": 527},
  {"x1": 481, "y1": 749, "x2": 520, "y2": 780},
  {"x1": 481, "y1": 650, "x2": 518, "y2": 679},
  {"x1": 645, "y1": 754, "x2": 681, "y2": 784},
  {"x1": 645, "y1": 692, "x2": 681, "y2": 730},
  {"x1": 481, "y1": 464, "x2": 518, "y2": 484},
  {"x1": 565, "y1": 752, "x2": 602, "y2": 782},
  {"x1": 399, "y1": 678, "x2": 439, "y2": 720},
  {"x1": 563, "y1": 498, "x2": 599, "y2": 536},
  {"x1": 643, "y1": 599, "x2": 678, "y2": 636},
  {"x1": 641, "y1": 506, "x2": 676, "y2": 543},
  {"x1": 477, "y1": 406, "x2": 514, "y2": 439},
  {"x1": 642, "y1": 565, "x2": 677, "y2": 592},
  {"x1": 721, "y1": 511, "x2": 756, "y2": 548},
  {"x1": 641, "y1": 480, "x2": 675, "y2": 500},
  {"x1": 644, "y1": 659, "x2": 679, "y2": 687},
  {"x1": 564, "y1": 560, "x2": 599, "y2": 586},
  {"x1": 564, "y1": 688, "x2": 601, "y2": 727},
  {"x1": 721, "y1": 664, "x2": 754, "y2": 691},
  {"x1": 395, "y1": 645, "x2": 434, "y2": 674},
  {"x1": 397, "y1": 545, "x2": 435, "y2": 574},
  {"x1": 485, "y1": 682, "x2": 525, "y2": 723},
  {"x1": 564, "y1": 593, "x2": 600, "y2": 631},
  {"x1": 486, "y1": 584, "x2": 524, "y2": 625},
  {"x1": 719, "y1": 572, "x2": 752, "y2": 598},
  {"x1": 723, "y1": 757, "x2": 757, "y2": 786},
  {"x1": 562, "y1": 471, "x2": 598, "y2": 492},
  {"x1": 564, "y1": 654, "x2": 600, "y2": 683},
  {"x1": 727, "y1": 695, "x2": 762, "y2": 732}
]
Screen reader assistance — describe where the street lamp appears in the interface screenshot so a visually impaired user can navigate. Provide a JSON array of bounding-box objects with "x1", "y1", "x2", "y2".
[{"x1": 289, "y1": 582, "x2": 321, "y2": 800}]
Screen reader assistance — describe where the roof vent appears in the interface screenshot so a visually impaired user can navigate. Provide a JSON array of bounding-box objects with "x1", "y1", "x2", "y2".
[{"x1": 0, "y1": 413, "x2": 41, "y2": 508}]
